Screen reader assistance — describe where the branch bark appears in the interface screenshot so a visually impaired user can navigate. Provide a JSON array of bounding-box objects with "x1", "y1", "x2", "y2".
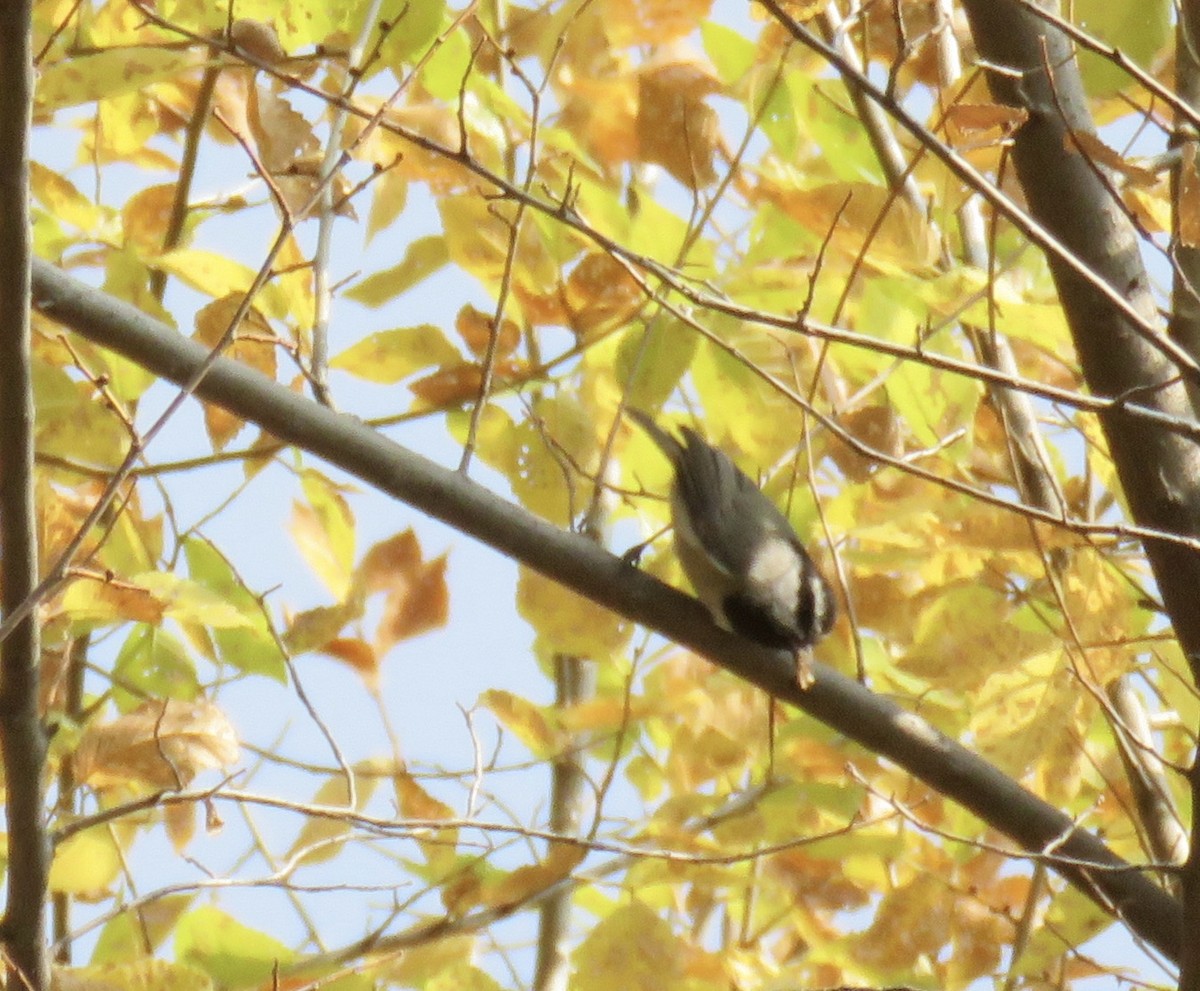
[
  {"x1": 0, "y1": 2, "x2": 48, "y2": 987},
  {"x1": 29, "y1": 259, "x2": 1184, "y2": 963},
  {"x1": 957, "y1": 3, "x2": 1200, "y2": 985}
]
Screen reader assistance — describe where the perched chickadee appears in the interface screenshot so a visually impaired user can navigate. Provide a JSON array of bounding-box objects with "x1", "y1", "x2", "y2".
[{"x1": 627, "y1": 409, "x2": 836, "y2": 686}]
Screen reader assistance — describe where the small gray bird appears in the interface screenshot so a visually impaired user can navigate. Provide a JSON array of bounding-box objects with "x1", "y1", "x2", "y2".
[{"x1": 627, "y1": 408, "x2": 836, "y2": 686}]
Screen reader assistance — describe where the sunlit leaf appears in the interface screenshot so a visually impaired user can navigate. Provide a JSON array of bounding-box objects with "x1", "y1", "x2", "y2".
[
  {"x1": 175, "y1": 906, "x2": 294, "y2": 988},
  {"x1": 331, "y1": 325, "x2": 461, "y2": 383},
  {"x1": 287, "y1": 761, "x2": 383, "y2": 866},
  {"x1": 49, "y1": 827, "x2": 121, "y2": 895},
  {"x1": 75, "y1": 699, "x2": 240, "y2": 790}
]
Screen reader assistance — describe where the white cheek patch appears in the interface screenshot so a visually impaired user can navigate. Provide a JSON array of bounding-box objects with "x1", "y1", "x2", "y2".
[
  {"x1": 745, "y1": 536, "x2": 802, "y2": 603},
  {"x1": 805, "y1": 568, "x2": 834, "y2": 634}
]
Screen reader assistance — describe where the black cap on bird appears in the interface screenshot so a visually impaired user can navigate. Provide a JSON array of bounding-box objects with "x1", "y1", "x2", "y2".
[{"x1": 627, "y1": 408, "x2": 836, "y2": 687}]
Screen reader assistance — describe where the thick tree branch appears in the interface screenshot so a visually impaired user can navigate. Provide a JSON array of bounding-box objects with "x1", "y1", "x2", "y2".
[
  {"x1": 957, "y1": 2, "x2": 1200, "y2": 985},
  {"x1": 0, "y1": 2, "x2": 49, "y2": 988},
  {"x1": 959, "y1": 0, "x2": 1200, "y2": 660},
  {"x1": 29, "y1": 260, "x2": 1184, "y2": 963}
]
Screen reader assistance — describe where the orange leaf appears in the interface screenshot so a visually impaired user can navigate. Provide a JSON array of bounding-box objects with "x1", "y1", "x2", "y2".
[
  {"x1": 409, "y1": 359, "x2": 528, "y2": 405},
  {"x1": 454, "y1": 303, "x2": 521, "y2": 358},
  {"x1": 357, "y1": 530, "x2": 422, "y2": 595},
  {"x1": 376, "y1": 555, "x2": 449, "y2": 653},
  {"x1": 320, "y1": 637, "x2": 380, "y2": 682},
  {"x1": 193, "y1": 295, "x2": 278, "y2": 449},
  {"x1": 481, "y1": 843, "x2": 586, "y2": 908},
  {"x1": 563, "y1": 252, "x2": 642, "y2": 336},
  {"x1": 122, "y1": 183, "x2": 177, "y2": 252}
]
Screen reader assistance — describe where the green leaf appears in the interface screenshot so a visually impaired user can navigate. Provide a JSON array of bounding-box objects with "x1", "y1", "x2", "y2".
[
  {"x1": 701, "y1": 21, "x2": 755, "y2": 85},
  {"x1": 92, "y1": 895, "x2": 194, "y2": 963},
  {"x1": 175, "y1": 906, "x2": 293, "y2": 989},
  {"x1": 113, "y1": 625, "x2": 201, "y2": 710},
  {"x1": 377, "y1": 0, "x2": 448, "y2": 65},
  {"x1": 183, "y1": 537, "x2": 287, "y2": 681},
  {"x1": 419, "y1": 26, "x2": 471, "y2": 101}
]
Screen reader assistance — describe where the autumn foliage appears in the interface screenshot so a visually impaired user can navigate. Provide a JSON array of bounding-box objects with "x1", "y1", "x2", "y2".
[{"x1": 5, "y1": 0, "x2": 1199, "y2": 989}]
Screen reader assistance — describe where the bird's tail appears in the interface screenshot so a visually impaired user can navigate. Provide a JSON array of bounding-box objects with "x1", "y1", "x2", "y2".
[{"x1": 625, "y1": 408, "x2": 684, "y2": 462}]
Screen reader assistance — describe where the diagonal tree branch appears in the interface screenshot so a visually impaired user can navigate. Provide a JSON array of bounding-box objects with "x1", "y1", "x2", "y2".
[{"x1": 28, "y1": 258, "x2": 1184, "y2": 963}]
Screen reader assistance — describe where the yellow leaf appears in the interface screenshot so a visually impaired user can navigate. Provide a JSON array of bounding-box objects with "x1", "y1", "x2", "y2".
[
  {"x1": 292, "y1": 469, "x2": 357, "y2": 598},
  {"x1": 765, "y1": 179, "x2": 940, "y2": 269},
  {"x1": 479, "y1": 689, "x2": 562, "y2": 759},
  {"x1": 283, "y1": 599, "x2": 364, "y2": 655},
  {"x1": 37, "y1": 49, "x2": 195, "y2": 109},
  {"x1": 395, "y1": 769, "x2": 459, "y2": 868},
  {"x1": 287, "y1": 762, "x2": 382, "y2": 867},
  {"x1": 517, "y1": 567, "x2": 631, "y2": 658},
  {"x1": 480, "y1": 843, "x2": 585, "y2": 908},
  {"x1": 49, "y1": 828, "x2": 121, "y2": 895},
  {"x1": 606, "y1": 0, "x2": 713, "y2": 44},
  {"x1": 122, "y1": 183, "x2": 177, "y2": 253},
  {"x1": 30, "y1": 162, "x2": 103, "y2": 233},
  {"x1": 381, "y1": 936, "x2": 476, "y2": 987},
  {"x1": 133, "y1": 572, "x2": 257, "y2": 629},
  {"x1": 439, "y1": 195, "x2": 560, "y2": 294},
  {"x1": 445, "y1": 404, "x2": 521, "y2": 477},
  {"x1": 345, "y1": 236, "x2": 449, "y2": 307},
  {"x1": 330, "y1": 325, "x2": 461, "y2": 383},
  {"x1": 573, "y1": 902, "x2": 683, "y2": 991},
  {"x1": 53, "y1": 959, "x2": 213, "y2": 991},
  {"x1": 155, "y1": 250, "x2": 258, "y2": 300},
  {"x1": 366, "y1": 167, "x2": 408, "y2": 242}
]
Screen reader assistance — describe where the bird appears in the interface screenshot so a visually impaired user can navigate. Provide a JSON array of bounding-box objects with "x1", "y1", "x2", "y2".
[{"x1": 626, "y1": 408, "x2": 836, "y2": 687}]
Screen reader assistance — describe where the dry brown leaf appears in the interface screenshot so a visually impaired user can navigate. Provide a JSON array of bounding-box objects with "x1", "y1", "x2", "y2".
[
  {"x1": 1067, "y1": 130, "x2": 1160, "y2": 187},
  {"x1": 357, "y1": 531, "x2": 422, "y2": 595},
  {"x1": 636, "y1": 60, "x2": 720, "y2": 188},
  {"x1": 230, "y1": 19, "x2": 288, "y2": 65},
  {"x1": 941, "y1": 102, "x2": 1028, "y2": 153},
  {"x1": 563, "y1": 252, "x2": 642, "y2": 337},
  {"x1": 76, "y1": 699, "x2": 240, "y2": 790},
  {"x1": 320, "y1": 637, "x2": 380, "y2": 682},
  {"x1": 480, "y1": 843, "x2": 586, "y2": 908},
  {"x1": 164, "y1": 801, "x2": 197, "y2": 854},
  {"x1": 247, "y1": 83, "x2": 318, "y2": 174}
]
